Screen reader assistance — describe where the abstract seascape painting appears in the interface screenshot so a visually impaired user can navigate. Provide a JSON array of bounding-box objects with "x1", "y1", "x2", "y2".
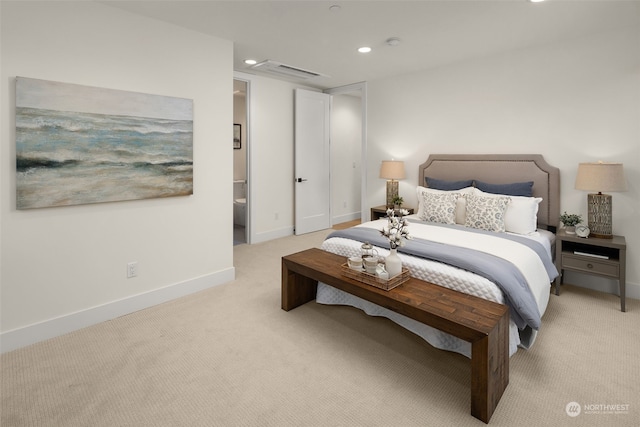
[{"x1": 16, "y1": 77, "x2": 193, "y2": 209}]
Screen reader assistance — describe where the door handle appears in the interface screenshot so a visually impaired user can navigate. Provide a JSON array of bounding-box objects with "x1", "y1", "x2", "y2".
[{"x1": 296, "y1": 178, "x2": 308, "y2": 183}]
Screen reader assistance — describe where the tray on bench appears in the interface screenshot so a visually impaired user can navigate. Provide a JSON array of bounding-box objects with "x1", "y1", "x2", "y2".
[{"x1": 341, "y1": 263, "x2": 410, "y2": 291}]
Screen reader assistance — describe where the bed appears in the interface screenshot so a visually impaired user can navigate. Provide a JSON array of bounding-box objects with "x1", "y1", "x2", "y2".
[{"x1": 318, "y1": 154, "x2": 560, "y2": 358}]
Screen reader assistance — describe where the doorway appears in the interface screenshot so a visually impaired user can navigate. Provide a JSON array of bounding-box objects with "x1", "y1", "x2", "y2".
[
  {"x1": 329, "y1": 90, "x2": 363, "y2": 226},
  {"x1": 233, "y1": 79, "x2": 248, "y2": 245},
  {"x1": 325, "y1": 82, "x2": 368, "y2": 223}
]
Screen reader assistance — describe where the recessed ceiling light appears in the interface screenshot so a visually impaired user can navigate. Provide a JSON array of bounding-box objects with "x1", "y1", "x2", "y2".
[
  {"x1": 358, "y1": 47, "x2": 372, "y2": 53},
  {"x1": 244, "y1": 59, "x2": 257, "y2": 65},
  {"x1": 529, "y1": 0, "x2": 545, "y2": 2}
]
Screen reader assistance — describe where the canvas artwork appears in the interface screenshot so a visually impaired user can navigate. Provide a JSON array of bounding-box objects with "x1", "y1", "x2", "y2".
[{"x1": 15, "y1": 77, "x2": 193, "y2": 209}]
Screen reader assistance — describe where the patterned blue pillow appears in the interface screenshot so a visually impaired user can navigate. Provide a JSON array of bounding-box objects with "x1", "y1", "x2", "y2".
[
  {"x1": 465, "y1": 194, "x2": 510, "y2": 232},
  {"x1": 418, "y1": 192, "x2": 459, "y2": 225}
]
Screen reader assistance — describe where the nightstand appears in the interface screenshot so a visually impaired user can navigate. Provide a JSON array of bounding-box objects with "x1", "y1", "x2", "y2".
[
  {"x1": 554, "y1": 229, "x2": 627, "y2": 311},
  {"x1": 370, "y1": 205, "x2": 414, "y2": 220}
]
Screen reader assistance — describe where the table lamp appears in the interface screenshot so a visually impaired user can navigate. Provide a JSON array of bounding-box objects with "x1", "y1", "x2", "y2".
[
  {"x1": 379, "y1": 160, "x2": 405, "y2": 208},
  {"x1": 574, "y1": 161, "x2": 627, "y2": 238}
]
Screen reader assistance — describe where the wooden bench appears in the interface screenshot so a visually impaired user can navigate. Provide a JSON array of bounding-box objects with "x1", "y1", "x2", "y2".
[{"x1": 281, "y1": 248, "x2": 509, "y2": 423}]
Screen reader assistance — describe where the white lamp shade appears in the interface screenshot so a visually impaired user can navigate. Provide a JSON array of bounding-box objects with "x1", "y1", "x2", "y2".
[
  {"x1": 575, "y1": 162, "x2": 627, "y2": 193},
  {"x1": 379, "y1": 160, "x2": 405, "y2": 180}
]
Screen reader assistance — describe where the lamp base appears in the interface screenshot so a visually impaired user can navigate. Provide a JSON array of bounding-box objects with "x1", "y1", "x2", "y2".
[
  {"x1": 587, "y1": 193, "x2": 613, "y2": 239},
  {"x1": 386, "y1": 180, "x2": 398, "y2": 208}
]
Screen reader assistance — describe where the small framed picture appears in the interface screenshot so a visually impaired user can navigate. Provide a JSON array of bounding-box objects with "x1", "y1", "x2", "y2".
[{"x1": 233, "y1": 124, "x2": 241, "y2": 149}]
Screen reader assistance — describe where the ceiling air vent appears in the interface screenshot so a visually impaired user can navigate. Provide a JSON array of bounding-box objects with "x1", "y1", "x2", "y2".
[{"x1": 250, "y1": 60, "x2": 329, "y2": 80}]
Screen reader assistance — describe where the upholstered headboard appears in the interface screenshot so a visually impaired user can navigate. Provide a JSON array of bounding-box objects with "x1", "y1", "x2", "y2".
[{"x1": 418, "y1": 154, "x2": 560, "y2": 231}]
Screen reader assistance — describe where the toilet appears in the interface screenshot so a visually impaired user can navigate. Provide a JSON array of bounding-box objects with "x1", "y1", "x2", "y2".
[{"x1": 233, "y1": 180, "x2": 246, "y2": 227}]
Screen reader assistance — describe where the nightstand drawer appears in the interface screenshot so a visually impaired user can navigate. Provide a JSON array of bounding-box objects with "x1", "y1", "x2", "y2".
[{"x1": 562, "y1": 254, "x2": 619, "y2": 278}]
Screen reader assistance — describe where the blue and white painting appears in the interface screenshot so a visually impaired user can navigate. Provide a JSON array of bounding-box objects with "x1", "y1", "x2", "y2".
[{"x1": 16, "y1": 77, "x2": 193, "y2": 209}]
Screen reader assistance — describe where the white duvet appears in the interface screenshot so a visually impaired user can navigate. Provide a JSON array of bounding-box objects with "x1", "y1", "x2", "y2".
[{"x1": 318, "y1": 217, "x2": 554, "y2": 358}]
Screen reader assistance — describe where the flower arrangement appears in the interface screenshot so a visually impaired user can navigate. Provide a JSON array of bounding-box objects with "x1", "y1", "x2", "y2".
[
  {"x1": 380, "y1": 208, "x2": 411, "y2": 249},
  {"x1": 560, "y1": 211, "x2": 582, "y2": 227}
]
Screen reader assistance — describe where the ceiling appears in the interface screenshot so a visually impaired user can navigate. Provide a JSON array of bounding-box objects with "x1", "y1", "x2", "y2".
[{"x1": 103, "y1": 1, "x2": 639, "y2": 90}]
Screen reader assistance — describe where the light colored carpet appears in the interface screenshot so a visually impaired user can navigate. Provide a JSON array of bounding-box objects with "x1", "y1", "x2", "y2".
[{"x1": 2, "y1": 229, "x2": 639, "y2": 427}]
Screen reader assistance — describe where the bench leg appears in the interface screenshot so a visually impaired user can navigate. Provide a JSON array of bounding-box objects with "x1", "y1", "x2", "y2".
[
  {"x1": 470, "y1": 314, "x2": 509, "y2": 423},
  {"x1": 281, "y1": 259, "x2": 318, "y2": 311}
]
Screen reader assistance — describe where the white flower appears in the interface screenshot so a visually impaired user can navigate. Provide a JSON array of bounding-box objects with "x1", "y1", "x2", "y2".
[{"x1": 379, "y1": 209, "x2": 411, "y2": 249}]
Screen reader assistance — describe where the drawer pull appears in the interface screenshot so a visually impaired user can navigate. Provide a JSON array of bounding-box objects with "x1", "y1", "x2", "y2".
[{"x1": 587, "y1": 263, "x2": 593, "y2": 269}]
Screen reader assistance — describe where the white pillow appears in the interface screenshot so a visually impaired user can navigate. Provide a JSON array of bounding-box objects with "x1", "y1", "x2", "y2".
[
  {"x1": 416, "y1": 186, "x2": 474, "y2": 225},
  {"x1": 465, "y1": 194, "x2": 510, "y2": 233},
  {"x1": 473, "y1": 188, "x2": 542, "y2": 235}
]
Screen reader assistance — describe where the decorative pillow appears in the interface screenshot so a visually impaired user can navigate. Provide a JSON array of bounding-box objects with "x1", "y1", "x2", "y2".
[
  {"x1": 464, "y1": 194, "x2": 510, "y2": 232},
  {"x1": 416, "y1": 186, "x2": 474, "y2": 225},
  {"x1": 425, "y1": 176, "x2": 474, "y2": 191},
  {"x1": 474, "y1": 180, "x2": 534, "y2": 197},
  {"x1": 417, "y1": 191, "x2": 459, "y2": 225},
  {"x1": 473, "y1": 188, "x2": 542, "y2": 234}
]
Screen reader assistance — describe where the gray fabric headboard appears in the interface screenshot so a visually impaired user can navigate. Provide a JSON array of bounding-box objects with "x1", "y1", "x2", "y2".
[{"x1": 418, "y1": 154, "x2": 560, "y2": 231}]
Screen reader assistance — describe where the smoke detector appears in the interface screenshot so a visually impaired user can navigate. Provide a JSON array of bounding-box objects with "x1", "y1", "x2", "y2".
[{"x1": 386, "y1": 37, "x2": 401, "y2": 47}]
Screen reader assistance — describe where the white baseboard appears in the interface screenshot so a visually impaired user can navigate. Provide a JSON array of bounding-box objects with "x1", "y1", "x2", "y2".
[
  {"x1": 251, "y1": 226, "x2": 294, "y2": 244},
  {"x1": 563, "y1": 271, "x2": 640, "y2": 300},
  {"x1": 0, "y1": 267, "x2": 235, "y2": 354},
  {"x1": 332, "y1": 211, "x2": 361, "y2": 225}
]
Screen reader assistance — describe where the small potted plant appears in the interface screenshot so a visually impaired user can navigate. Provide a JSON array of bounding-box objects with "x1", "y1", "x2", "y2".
[
  {"x1": 392, "y1": 196, "x2": 404, "y2": 210},
  {"x1": 560, "y1": 211, "x2": 582, "y2": 234}
]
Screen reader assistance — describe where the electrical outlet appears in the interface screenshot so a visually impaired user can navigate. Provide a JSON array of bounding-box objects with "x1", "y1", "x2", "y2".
[{"x1": 127, "y1": 261, "x2": 138, "y2": 278}]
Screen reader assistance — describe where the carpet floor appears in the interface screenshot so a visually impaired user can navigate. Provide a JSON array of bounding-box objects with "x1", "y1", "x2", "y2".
[{"x1": 2, "y1": 229, "x2": 639, "y2": 426}]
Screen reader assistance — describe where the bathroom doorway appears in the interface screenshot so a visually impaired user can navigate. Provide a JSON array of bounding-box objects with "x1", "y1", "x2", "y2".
[{"x1": 233, "y1": 79, "x2": 248, "y2": 245}]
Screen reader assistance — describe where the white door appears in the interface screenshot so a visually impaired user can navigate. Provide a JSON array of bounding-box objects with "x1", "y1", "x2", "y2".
[{"x1": 294, "y1": 89, "x2": 331, "y2": 235}]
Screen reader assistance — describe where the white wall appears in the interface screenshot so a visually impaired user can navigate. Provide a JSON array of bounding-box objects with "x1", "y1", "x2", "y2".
[
  {"x1": 331, "y1": 94, "x2": 362, "y2": 224},
  {"x1": 1, "y1": 2, "x2": 234, "y2": 351},
  {"x1": 367, "y1": 24, "x2": 640, "y2": 295}
]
